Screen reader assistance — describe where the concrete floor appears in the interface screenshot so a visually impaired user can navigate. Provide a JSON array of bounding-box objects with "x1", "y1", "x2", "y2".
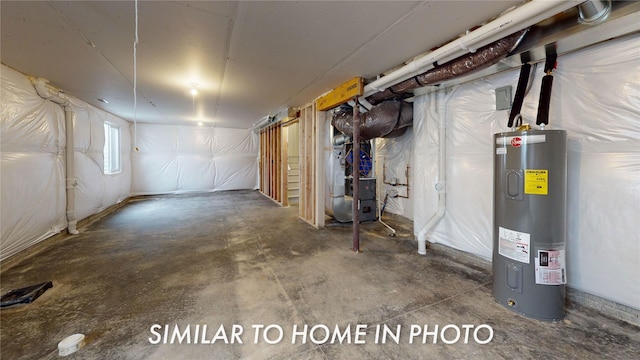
[{"x1": 1, "y1": 190, "x2": 638, "y2": 359}]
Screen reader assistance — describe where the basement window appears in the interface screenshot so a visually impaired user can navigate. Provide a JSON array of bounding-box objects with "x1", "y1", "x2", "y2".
[{"x1": 103, "y1": 123, "x2": 121, "y2": 174}]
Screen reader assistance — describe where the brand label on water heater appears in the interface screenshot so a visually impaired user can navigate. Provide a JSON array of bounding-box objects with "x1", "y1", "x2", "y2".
[
  {"x1": 495, "y1": 134, "x2": 546, "y2": 147},
  {"x1": 524, "y1": 169, "x2": 548, "y2": 195},
  {"x1": 498, "y1": 227, "x2": 530, "y2": 264}
]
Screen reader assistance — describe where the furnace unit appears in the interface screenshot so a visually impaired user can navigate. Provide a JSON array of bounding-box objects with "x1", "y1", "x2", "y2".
[
  {"x1": 326, "y1": 127, "x2": 377, "y2": 223},
  {"x1": 493, "y1": 129, "x2": 567, "y2": 321}
]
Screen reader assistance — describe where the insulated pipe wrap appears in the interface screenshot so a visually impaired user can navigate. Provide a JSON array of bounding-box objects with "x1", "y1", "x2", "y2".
[
  {"x1": 367, "y1": 30, "x2": 527, "y2": 104},
  {"x1": 362, "y1": 101, "x2": 413, "y2": 139},
  {"x1": 331, "y1": 101, "x2": 413, "y2": 140},
  {"x1": 332, "y1": 108, "x2": 355, "y2": 139},
  {"x1": 508, "y1": 63, "x2": 532, "y2": 128},
  {"x1": 536, "y1": 75, "x2": 554, "y2": 126}
]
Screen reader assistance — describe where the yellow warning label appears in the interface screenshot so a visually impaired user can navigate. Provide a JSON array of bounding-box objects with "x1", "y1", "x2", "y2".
[{"x1": 525, "y1": 170, "x2": 548, "y2": 195}]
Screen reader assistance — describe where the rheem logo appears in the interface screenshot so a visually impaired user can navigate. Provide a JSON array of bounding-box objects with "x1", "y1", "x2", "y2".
[{"x1": 511, "y1": 137, "x2": 522, "y2": 147}]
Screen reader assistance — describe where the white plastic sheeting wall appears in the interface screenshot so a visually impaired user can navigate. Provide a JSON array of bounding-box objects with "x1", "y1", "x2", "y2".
[
  {"x1": 68, "y1": 97, "x2": 131, "y2": 221},
  {"x1": 375, "y1": 129, "x2": 414, "y2": 219},
  {"x1": 131, "y1": 124, "x2": 258, "y2": 195},
  {"x1": 411, "y1": 35, "x2": 640, "y2": 310},
  {"x1": 1, "y1": 65, "x2": 131, "y2": 261}
]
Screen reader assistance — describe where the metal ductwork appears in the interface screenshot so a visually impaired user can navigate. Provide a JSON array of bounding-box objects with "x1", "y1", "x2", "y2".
[
  {"x1": 331, "y1": 100, "x2": 413, "y2": 140},
  {"x1": 578, "y1": 0, "x2": 612, "y2": 24}
]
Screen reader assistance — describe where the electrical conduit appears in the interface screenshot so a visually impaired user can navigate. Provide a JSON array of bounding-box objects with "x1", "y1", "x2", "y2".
[
  {"x1": 417, "y1": 87, "x2": 456, "y2": 254},
  {"x1": 33, "y1": 78, "x2": 79, "y2": 235}
]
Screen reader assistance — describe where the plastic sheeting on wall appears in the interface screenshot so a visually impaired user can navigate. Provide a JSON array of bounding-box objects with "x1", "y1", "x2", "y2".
[
  {"x1": 69, "y1": 97, "x2": 131, "y2": 221},
  {"x1": 1, "y1": 64, "x2": 132, "y2": 261},
  {"x1": 131, "y1": 124, "x2": 259, "y2": 195},
  {"x1": 374, "y1": 129, "x2": 413, "y2": 219},
  {"x1": 1, "y1": 66, "x2": 67, "y2": 261},
  {"x1": 412, "y1": 34, "x2": 640, "y2": 310}
]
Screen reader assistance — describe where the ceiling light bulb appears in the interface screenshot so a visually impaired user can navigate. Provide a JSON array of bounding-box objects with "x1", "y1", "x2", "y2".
[{"x1": 190, "y1": 87, "x2": 198, "y2": 96}]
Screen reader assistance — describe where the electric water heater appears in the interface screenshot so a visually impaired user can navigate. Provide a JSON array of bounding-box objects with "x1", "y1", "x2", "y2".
[{"x1": 493, "y1": 129, "x2": 567, "y2": 321}]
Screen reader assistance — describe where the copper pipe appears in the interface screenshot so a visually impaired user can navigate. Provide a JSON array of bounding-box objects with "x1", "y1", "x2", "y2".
[{"x1": 383, "y1": 165, "x2": 410, "y2": 199}]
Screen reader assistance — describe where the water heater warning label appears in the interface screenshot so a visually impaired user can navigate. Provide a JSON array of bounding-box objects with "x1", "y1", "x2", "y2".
[
  {"x1": 498, "y1": 227, "x2": 530, "y2": 264},
  {"x1": 535, "y1": 250, "x2": 567, "y2": 285},
  {"x1": 524, "y1": 170, "x2": 548, "y2": 195}
]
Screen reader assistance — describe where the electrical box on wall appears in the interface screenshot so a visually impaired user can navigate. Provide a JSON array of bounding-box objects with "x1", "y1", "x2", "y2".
[{"x1": 496, "y1": 86, "x2": 513, "y2": 111}]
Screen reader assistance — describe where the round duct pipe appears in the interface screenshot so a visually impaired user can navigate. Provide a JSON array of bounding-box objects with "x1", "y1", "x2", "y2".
[
  {"x1": 366, "y1": 30, "x2": 527, "y2": 105},
  {"x1": 578, "y1": 0, "x2": 611, "y2": 25},
  {"x1": 331, "y1": 101, "x2": 413, "y2": 140},
  {"x1": 332, "y1": 133, "x2": 349, "y2": 146}
]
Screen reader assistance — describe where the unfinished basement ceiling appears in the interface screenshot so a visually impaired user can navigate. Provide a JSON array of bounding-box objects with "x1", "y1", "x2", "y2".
[{"x1": 1, "y1": 1, "x2": 523, "y2": 129}]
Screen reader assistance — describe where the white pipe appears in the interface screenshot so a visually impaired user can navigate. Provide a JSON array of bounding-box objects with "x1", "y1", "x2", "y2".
[
  {"x1": 34, "y1": 78, "x2": 68, "y2": 106},
  {"x1": 417, "y1": 87, "x2": 457, "y2": 254},
  {"x1": 363, "y1": 0, "x2": 581, "y2": 97},
  {"x1": 64, "y1": 107, "x2": 79, "y2": 234},
  {"x1": 33, "y1": 78, "x2": 79, "y2": 235},
  {"x1": 347, "y1": 98, "x2": 373, "y2": 113},
  {"x1": 251, "y1": 115, "x2": 272, "y2": 132},
  {"x1": 378, "y1": 195, "x2": 397, "y2": 236}
]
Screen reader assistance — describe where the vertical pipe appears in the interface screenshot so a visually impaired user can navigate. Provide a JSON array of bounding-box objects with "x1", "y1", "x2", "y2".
[
  {"x1": 33, "y1": 79, "x2": 79, "y2": 235},
  {"x1": 536, "y1": 75, "x2": 554, "y2": 127},
  {"x1": 417, "y1": 87, "x2": 457, "y2": 254},
  {"x1": 65, "y1": 106, "x2": 79, "y2": 235},
  {"x1": 352, "y1": 101, "x2": 361, "y2": 253}
]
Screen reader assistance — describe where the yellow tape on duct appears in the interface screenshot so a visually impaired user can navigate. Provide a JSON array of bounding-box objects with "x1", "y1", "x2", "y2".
[{"x1": 316, "y1": 77, "x2": 363, "y2": 111}]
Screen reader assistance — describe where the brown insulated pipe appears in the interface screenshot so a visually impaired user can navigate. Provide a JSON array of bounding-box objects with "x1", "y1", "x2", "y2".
[
  {"x1": 366, "y1": 29, "x2": 528, "y2": 105},
  {"x1": 331, "y1": 100, "x2": 413, "y2": 140}
]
